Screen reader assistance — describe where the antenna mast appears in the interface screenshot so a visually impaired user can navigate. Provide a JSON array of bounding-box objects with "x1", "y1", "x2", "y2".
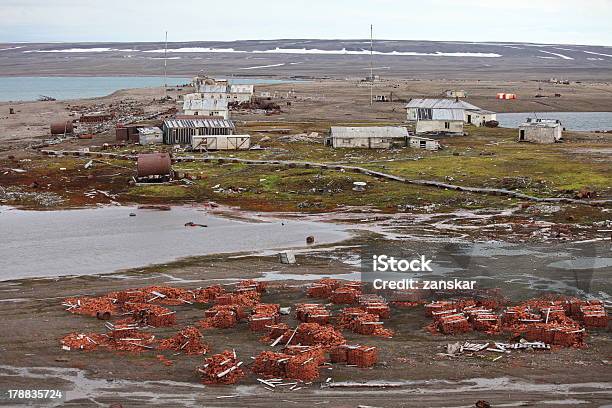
[
  {"x1": 370, "y1": 24, "x2": 373, "y2": 106},
  {"x1": 163, "y1": 31, "x2": 168, "y2": 98}
]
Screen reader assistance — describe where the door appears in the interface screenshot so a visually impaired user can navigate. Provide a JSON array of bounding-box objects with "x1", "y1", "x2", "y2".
[
  {"x1": 467, "y1": 114, "x2": 472, "y2": 124},
  {"x1": 519, "y1": 130, "x2": 525, "y2": 141}
]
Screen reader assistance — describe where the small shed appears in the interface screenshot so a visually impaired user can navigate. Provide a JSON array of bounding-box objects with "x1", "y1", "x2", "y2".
[
  {"x1": 163, "y1": 119, "x2": 235, "y2": 145},
  {"x1": 415, "y1": 108, "x2": 464, "y2": 135},
  {"x1": 137, "y1": 127, "x2": 163, "y2": 145},
  {"x1": 496, "y1": 93, "x2": 517, "y2": 100},
  {"x1": 408, "y1": 136, "x2": 440, "y2": 151},
  {"x1": 192, "y1": 134, "x2": 251, "y2": 150},
  {"x1": 445, "y1": 90, "x2": 467, "y2": 98},
  {"x1": 519, "y1": 118, "x2": 563, "y2": 143},
  {"x1": 327, "y1": 126, "x2": 408, "y2": 149},
  {"x1": 465, "y1": 109, "x2": 497, "y2": 127}
]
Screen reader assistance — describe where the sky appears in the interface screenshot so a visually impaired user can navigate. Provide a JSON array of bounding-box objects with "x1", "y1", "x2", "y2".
[{"x1": 1, "y1": 0, "x2": 611, "y2": 46}]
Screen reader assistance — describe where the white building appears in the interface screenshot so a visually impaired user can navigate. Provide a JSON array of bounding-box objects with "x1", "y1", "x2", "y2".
[
  {"x1": 197, "y1": 83, "x2": 254, "y2": 103},
  {"x1": 414, "y1": 108, "x2": 464, "y2": 135},
  {"x1": 327, "y1": 126, "x2": 408, "y2": 149},
  {"x1": 445, "y1": 90, "x2": 467, "y2": 98},
  {"x1": 137, "y1": 127, "x2": 163, "y2": 145},
  {"x1": 465, "y1": 109, "x2": 497, "y2": 127},
  {"x1": 408, "y1": 136, "x2": 440, "y2": 151},
  {"x1": 518, "y1": 118, "x2": 563, "y2": 143},
  {"x1": 406, "y1": 98, "x2": 496, "y2": 127},
  {"x1": 183, "y1": 97, "x2": 229, "y2": 119},
  {"x1": 192, "y1": 134, "x2": 251, "y2": 150}
]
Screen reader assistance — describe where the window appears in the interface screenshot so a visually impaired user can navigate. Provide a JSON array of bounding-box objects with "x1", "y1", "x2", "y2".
[{"x1": 444, "y1": 122, "x2": 450, "y2": 129}]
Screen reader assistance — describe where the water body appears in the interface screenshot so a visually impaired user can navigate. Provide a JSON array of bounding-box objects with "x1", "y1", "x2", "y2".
[
  {"x1": 0, "y1": 206, "x2": 350, "y2": 281},
  {"x1": 0, "y1": 76, "x2": 299, "y2": 102},
  {"x1": 497, "y1": 112, "x2": 612, "y2": 131}
]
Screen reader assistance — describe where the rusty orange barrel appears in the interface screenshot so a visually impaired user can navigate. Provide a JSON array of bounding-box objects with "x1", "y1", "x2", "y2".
[{"x1": 137, "y1": 153, "x2": 171, "y2": 177}]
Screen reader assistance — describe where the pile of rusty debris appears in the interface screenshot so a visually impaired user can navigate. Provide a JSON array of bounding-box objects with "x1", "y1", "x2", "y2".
[{"x1": 424, "y1": 295, "x2": 608, "y2": 348}]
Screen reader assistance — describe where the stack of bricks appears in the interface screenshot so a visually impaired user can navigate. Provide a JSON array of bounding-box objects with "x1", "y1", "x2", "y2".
[
  {"x1": 336, "y1": 307, "x2": 368, "y2": 329},
  {"x1": 260, "y1": 323, "x2": 291, "y2": 345},
  {"x1": 197, "y1": 350, "x2": 244, "y2": 385},
  {"x1": 358, "y1": 294, "x2": 391, "y2": 319},
  {"x1": 249, "y1": 304, "x2": 281, "y2": 331},
  {"x1": 330, "y1": 287, "x2": 360, "y2": 304},
  {"x1": 438, "y1": 313, "x2": 472, "y2": 335},
  {"x1": 295, "y1": 303, "x2": 330, "y2": 325},
  {"x1": 251, "y1": 351, "x2": 291, "y2": 378},
  {"x1": 236, "y1": 279, "x2": 267, "y2": 294},
  {"x1": 424, "y1": 301, "x2": 456, "y2": 317},
  {"x1": 199, "y1": 305, "x2": 245, "y2": 329},
  {"x1": 307, "y1": 278, "x2": 340, "y2": 298},
  {"x1": 252, "y1": 349, "x2": 324, "y2": 381},
  {"x1": 328, "y1": 344, "x2": 378, "y2": 368},
  {"x1": 292, "y1": 323, "x2": 346, "y2": 348},
  {"x1": 463, "y1": 306, "x2": 500, "y2": 332},
  {"x1": 578, "y1": 303, "x2": 608, "y2": 328},
  {"x1": 158, "y1": 326, "x2": 209, "y2": 355},
  {"x1": 123, "y1": 303, "x2": 177, "y2": 327},
  {"x1": 347, "y1": 345, "x2": 378, "y2": 368},
  {"x1": 188, "y1": 285, "x2": 225, "y2": 303}
]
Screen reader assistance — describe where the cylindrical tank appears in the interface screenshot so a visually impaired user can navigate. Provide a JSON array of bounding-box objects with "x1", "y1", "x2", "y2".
[
  {"x1": 137, "y1": 153, "x2": 172, "y2": 178},
  {"x1": 50, "y1": 121, "x2": 74, "y2": 135}
]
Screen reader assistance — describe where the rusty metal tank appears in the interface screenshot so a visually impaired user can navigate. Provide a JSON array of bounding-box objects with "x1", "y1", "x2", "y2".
[
  {"x1": 137, "y1": 153, "x2": 172, "y2": 178},
  {"x1": 50, "y1": 121, "x2": 74, "y2": 135}
]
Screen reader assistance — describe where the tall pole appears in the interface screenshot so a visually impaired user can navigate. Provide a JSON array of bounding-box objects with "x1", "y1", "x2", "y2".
[
  {"x1": 370, "y1": 24, "x2": 373, "y2": 106},
  {"x1": 164, "y1": 31, "x2": 168, "y2": 98}
]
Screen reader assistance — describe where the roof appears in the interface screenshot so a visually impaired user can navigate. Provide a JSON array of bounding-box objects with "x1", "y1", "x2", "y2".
[
  {"x1": 183, "y1": 98, "x2": 228, "y2": 111},
  {"x1": 137, "y1": 127, "x2": 163, "y2": 134},
  {"x1": 163, "y1": 119, "x2": 235, "y2": 129},
  {"x1": 406, "y1": 98, "x2": 480, "y2": 110},
  {"x1": 520, "y1": 118, "x2": 562, "y2": 128},
  {"x1": 330, "y1": 126, "x2": 408, "y2": 139},
  {"x1": 417, "y1": 108, "x2": 464, "y2": 121},
  {"x1": 408, "y1": 136, "x2": 438, "y2": 142},
  {"x1": 468, "y1": 109, "x2": 496, "y2": 115}
]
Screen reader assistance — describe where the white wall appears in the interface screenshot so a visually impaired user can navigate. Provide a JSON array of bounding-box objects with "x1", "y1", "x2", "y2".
[{"x1": 416, "y1": 120, "x2": 463, "y2": 134}]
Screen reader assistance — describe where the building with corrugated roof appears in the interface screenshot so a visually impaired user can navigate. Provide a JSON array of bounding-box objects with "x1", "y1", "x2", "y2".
[
  {"x1": 518, "y1": 118, "x2": 563, "y2": 143},
  {"x1": 162, "y1": 118, "x2": 235, "y2": 145},
  {"x1": 406, "y1": 98, "x2": 496, "y2": 127},
  {"x1": 414, "y1": 108, "x2": 464, "y2": 135},
  {"x1": 326, "y1": 126, "x2": 408, "y2": 149},
  {"x1": 196, "y1": 83, "x2": 254, "y2": 103}
]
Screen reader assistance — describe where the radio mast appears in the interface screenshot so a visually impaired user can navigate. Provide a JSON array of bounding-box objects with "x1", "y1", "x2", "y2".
[
  {"x1": 163, "y1": 31, "x2": 168, "y2": 98},
  {"x1": 370, "y1": 24, "x2": 373, "y2": 106}
]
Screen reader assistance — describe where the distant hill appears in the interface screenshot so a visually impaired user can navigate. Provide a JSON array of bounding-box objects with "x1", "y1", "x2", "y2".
[{"x1": 1, "y1": 39, "x2": 611, "y2": 79}]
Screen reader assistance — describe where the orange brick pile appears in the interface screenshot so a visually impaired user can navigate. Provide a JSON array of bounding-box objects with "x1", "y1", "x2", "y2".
[
  {"x1": 307, "y1": 278, "x2": 340, "y2": 298},
  {"x1": 214, "y1": 291, "x2": 261, "y2": 307},
  {"x1": 260, "y1": 323, "x2": 291, "y2": 345},
  {"x1": 199, "y1": 305, "x2": 241, "y2": 329},
  {"x1": 61, "y1": 332, "x2": 106, "y2": 351},
  {"x1": 423, "y1": 295, "x2": 607, "y2": 348},
  {"x1": 122, "y1": 303, "x2": 177, "y2": 327},
  {"x1": 158, "y1": 326, "x2": 209, "y2": 355},
  {"x1": 105, "y1": 324, "x2": 156, "y2": 351},
  {"x1": 295, "y1": 303, "x2": 330, "y2": 325},
  {"x1": 249, "y1": 313, "x2": 280, "y2": 331},
  {"x1": 289, "y1": 323, "x2": 346, "y2": 347},
  {"x1": 62, "y1": 296, "x2": 118, "y2": 318},
  {"x1": 188, "y1": 285, "x2": 225, "y2": 303},
  {"x1": 330, "y1": 282, "x2": 362, "y2": 304},
  {"x1": 336, "y1": 307, "x2": 368, "y2": 328},
  {"x1": 197, "y1": 350, "x2": 244, "y2": 385},
  {"x1": 328, "y1": 344, "x2": 378, "y2": 368},
  {"x1": 110, "y1": 286, "x2": 192, "y2": 306},
  {"x1": 251, "y1": 350, "x2": 322, "y2": 381},
  {"x1": 351, "y1": 313, "x2": 395, "y2": 338},
  {"x1": 236, "y1": 279, "x2": 267, "y2": 293},
  {"x1": 358, "y1": 294, "x2": 391, "y2": 319}
]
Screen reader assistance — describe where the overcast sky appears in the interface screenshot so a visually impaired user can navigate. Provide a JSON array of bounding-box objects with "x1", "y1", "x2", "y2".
[{"x1": 1, "y1": 0, "x2": 610, "y2": 46}]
